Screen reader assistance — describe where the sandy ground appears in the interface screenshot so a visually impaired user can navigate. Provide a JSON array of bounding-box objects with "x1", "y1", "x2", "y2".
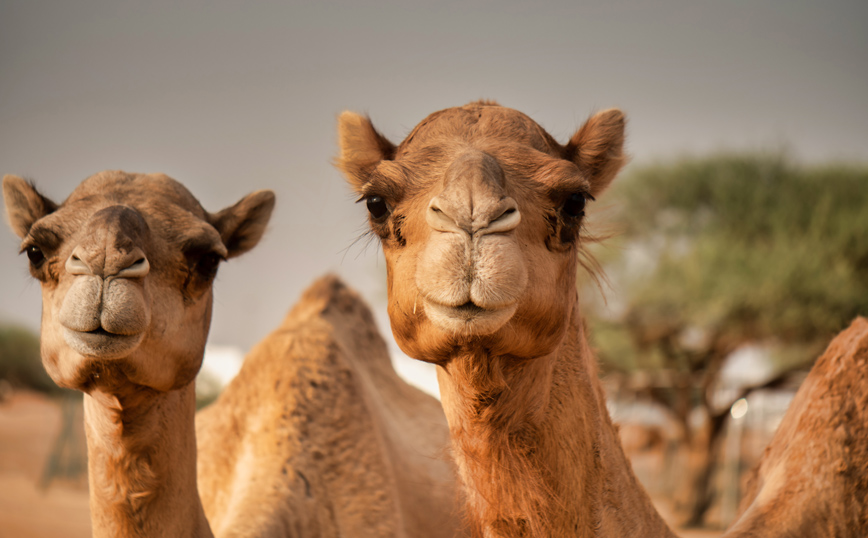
[
  {"x1": 0, "y1": 390, "x2": 724, "y2": 537},
  {"x1": 0, "y1": 390, "x2": 90, "y2": 538}
]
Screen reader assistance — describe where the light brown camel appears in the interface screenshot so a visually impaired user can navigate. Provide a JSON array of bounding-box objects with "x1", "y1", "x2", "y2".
[
  {"x1": 3, "y1": 171, "x2": 461, "y2": 538},
  {"x1": 337, "y1": 101, "x2": 674, "y2": 537},
  {"x1": 725, "y1": 316, "x2": 868, "y2": 537},
  {"x1": 336, "y1": 100, "x2": 868, "y2": 538},
  {"x1": 195, "y1": 274, "x2": 462, "y2": 538}
]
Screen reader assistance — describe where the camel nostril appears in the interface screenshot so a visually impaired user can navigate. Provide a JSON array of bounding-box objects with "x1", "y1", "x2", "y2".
[
  {"x1": 117, "y1": 256, "x2": 150, "y2": 278},
  {"x1": 483, "y1": 202, "x2": 521, "y2": 235},
  {"x1": 427, "y1": 199, "x2": 470, "y2": 234},
  {"x1": 65, "y1": 251, "x2": 93, "y2": 276}
]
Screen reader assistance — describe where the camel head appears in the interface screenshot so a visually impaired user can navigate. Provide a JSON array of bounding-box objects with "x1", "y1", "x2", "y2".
[
  {"x1": 3, "y1": 171, "x2": 274, "y2": 393},
  {"x1": 337, "y1": 101, "x2": 626, "y2": 363}
]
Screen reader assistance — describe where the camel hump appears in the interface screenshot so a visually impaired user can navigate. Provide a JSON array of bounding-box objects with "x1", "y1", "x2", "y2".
[
  {"x1": 285, "y1": 274, "x2": 378, "y2": 328},
  {"x1": 276, "y1": 275, "x2": 394, "y2": 372},
  {"x1": 799, "y1": 315, "x2": 868, "y2": 417},
  {"x1": 809, "y1": 316, "x2": 868, "y2": 384},
  {"x1": 730, "y1": 316, "x2": 868, "y2": 537},
  {"x1": 831, "y1": 316, "x2": 868, "y2": 360}
]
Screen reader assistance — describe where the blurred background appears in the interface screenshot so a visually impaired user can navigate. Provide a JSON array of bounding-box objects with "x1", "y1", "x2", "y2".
[{"x1": 1, "y1": 1, "x2": 866, "y2": 536}]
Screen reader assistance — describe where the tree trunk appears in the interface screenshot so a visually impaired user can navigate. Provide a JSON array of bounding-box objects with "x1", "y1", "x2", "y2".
[{"x1": 682, "y1": 410, "x2": 728, "y2": 527}]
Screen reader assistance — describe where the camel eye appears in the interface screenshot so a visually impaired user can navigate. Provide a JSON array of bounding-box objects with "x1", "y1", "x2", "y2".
[
  {"x1": 562, "y1": 193, "x2": 588, "y2": 219},
  {"x1": 366, "y1": 196, "x2": 390, "y2": 220},
  {"x1": 196, "y1": 252, "x2": 223, "y2": 280},
  {"x1": 25, "y1": 245, "x2": 45, "y2": 268}
]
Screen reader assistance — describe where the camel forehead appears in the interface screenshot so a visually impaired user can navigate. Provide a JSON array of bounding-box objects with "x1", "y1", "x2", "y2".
[
  {"x1": 27, "y1": 171, "x2": 216, "y2": 251},
  {"x1": 64, "y1": 170, "x2": 207, "y2": 217},
  {"x1": 381, "y1": 140, "x2": 583, "y2": 201},
  {"x1": 396, "y1": 104, "x2": 561, "y2": 157}
]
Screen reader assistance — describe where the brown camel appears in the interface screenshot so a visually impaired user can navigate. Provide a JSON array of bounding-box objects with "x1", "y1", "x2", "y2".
[
  {"x1": 725, "y1": 316, "x2": 868, "y2": 537},
  {"x1": 195, "y1": 274, "x2": 462, "y2": 537},
  {"x1": 336, "y1": 101, "x2": 674, "y2": 537},
  {"x1": 3, "y1": 171, "x2": 461, "y2": 537},
  {"x1": 336, "y1": 101, "x2": 868, "y2": 537}
]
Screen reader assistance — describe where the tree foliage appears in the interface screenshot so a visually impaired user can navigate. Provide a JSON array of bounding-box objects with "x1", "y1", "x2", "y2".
[
  {"x1": 0, "y1": 324, "x2": 61, "y2": 394},
  {"x1": 585, "y1": 154, "x2": 868, "y2": 526},
  {"x1": 593, "y1": 154, "x2": 868, "y2": 369}
]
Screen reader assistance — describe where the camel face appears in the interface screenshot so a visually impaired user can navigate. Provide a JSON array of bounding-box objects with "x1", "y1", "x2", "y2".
[
  {"x1": 416, "y1": 148, "x2": 525, "y2": 336},
  {"x1": 338, "y1": 102, "x2": 626, "y2": 363},
  {"x1": 3, "y1": 170, "x2": 274, "y2": 393}
]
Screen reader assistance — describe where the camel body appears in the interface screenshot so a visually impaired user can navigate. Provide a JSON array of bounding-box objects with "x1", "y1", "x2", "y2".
[
  {"x1": 726, "y1": 316, "x2": 868, "y2": 537},
  {"x1": 196, "y1": 275, "x2": 461, "y2": 538}
]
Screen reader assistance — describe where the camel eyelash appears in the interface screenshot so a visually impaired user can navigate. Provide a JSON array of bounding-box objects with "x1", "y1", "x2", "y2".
[
  {"x1": 23, "y1": 225, "x2": 63, "y2": 253},
  {"x1": 548, "y1": 189, "x2": 594, "y2": 205}
]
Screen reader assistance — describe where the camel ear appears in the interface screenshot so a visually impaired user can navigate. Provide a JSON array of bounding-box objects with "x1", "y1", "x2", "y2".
[
  {"x1": 210, "y1": 190, "x2": 275, "y2": 259},
  {"x1": 335, "y1": 111, "x2": 396, "y2": 193},
  {"x1": 565, "y1": 109, "x2": 627, "y2": 198},
  {"x1": 2, "y1": 175, "x2": 58, "y2": 238}
]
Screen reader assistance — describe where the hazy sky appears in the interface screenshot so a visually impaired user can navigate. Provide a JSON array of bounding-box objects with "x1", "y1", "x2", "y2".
[{"x1": 1, "y1": 0, "x2": 866, "y2": 387}]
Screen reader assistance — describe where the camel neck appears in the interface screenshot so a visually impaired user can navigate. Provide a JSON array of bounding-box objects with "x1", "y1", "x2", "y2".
[
  {"x1": 83, "y1": 382, "x2": 213, "y2": 538},
  {"x1": 436, "y1": 307, "x2": 675, "y2": 537}
]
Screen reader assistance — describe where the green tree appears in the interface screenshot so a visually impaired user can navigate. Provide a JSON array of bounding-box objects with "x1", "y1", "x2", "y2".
[
  {"x1": 0, "y1": 324, "x2": 61, "y2": 395},
  {"x1": 586, "y1": 155, "x2": 868, "y2": 527}
]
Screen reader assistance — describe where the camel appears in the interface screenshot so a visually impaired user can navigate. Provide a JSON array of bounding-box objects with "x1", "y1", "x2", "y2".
[
  {"x1": 194, "y1": 274, "x2": 462, "y2": 537},
  {"x1": 3, "y1": 171, "x2": 461, "y2": 538},
  {"x1": 336, "y1": 101, "x2": 674, "y2": 537},
  {"x1": 335, "y1": 101, "x2": 868, "y2": 537},
  {"x1": 725, "y1": 316, "x2": 868, "y2": 537}
]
